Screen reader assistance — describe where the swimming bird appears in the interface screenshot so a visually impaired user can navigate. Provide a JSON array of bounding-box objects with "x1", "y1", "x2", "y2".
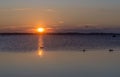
[
  {"x1": 82, "y1": 49, "x2": 86, "y2": 52},
  {"x1": 109, "y1": 49, "x2": 114, "y2": 52},
  {"x1": 112, "y1": 35, "x2": 116, "y2": 37}
]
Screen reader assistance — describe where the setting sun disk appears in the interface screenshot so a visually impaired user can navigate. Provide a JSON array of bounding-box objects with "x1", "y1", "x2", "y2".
[{"x1": 37, "y1": 28, "x2": 45, "y2": 33}]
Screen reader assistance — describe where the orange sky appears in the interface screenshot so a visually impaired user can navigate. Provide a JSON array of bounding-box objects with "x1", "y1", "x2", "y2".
[{"x1": 0, "y1": 0, "x2": 120, "y2": 33}]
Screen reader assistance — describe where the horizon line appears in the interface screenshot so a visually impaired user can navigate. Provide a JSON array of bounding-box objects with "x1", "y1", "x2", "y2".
[{"x1": 0, "y1": 32, "x2": 120, "y2": 35}]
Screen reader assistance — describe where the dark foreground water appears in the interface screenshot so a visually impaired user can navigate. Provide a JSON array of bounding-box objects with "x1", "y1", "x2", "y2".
[{"x1": 0, "y1": 35, "x2": 120, "y2": 77}]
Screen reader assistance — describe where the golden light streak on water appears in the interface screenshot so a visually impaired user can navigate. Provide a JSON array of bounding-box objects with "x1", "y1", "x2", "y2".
[{"x1": 37, "y1": 35, "x2": 44, "y2": 57}]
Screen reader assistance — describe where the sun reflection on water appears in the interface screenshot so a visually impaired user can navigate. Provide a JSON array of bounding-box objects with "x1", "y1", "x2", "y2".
[
  {"x1": 38, "y1": 35, "x2": 44, "y2": 57},
  {"x1": 38, "y1": 49, "x2": 44, "y2": 57}
]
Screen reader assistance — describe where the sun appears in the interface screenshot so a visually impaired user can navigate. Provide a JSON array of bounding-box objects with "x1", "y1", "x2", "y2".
[{"x1": 37, "y1": 28, "x2": 45, "y2": 33}]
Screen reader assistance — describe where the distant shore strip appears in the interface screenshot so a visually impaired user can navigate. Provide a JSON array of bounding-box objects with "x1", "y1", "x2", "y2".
[{"x1": 0, "y1": 33, "x2": 119, "y2": 35}]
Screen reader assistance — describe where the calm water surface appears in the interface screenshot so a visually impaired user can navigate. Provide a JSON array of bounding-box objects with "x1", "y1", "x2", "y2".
[{"x1": 0, "y1": 35, "x2": 120, "y2": 77}]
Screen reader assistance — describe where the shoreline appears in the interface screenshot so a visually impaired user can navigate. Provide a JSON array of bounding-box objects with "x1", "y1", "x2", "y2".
[{"x1": 0, "y1": 33, "x2": 119, "y2": 35}]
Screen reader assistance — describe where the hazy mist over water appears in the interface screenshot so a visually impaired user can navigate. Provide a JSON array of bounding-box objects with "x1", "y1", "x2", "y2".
[{"x1": 0, "y1": 35, "x2": 120, "y2": 77}]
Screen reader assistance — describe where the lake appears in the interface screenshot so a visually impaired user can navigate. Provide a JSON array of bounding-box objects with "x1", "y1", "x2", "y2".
[{"x1": 0, "y1": 35, "x2": 120, "y2": 77}]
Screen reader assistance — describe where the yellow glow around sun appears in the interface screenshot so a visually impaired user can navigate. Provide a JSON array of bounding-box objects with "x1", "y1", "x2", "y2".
[{"x1": 37, "y1": 28, "x2": 45, "y2": 33}]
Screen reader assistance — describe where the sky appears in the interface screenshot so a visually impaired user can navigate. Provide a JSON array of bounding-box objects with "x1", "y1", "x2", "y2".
[{"x1": 0, "y1": 0, "x2": 120, "y2": 33}]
